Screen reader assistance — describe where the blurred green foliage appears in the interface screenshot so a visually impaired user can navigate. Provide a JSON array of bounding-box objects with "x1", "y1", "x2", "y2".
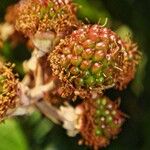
[
  {"x1": 0, "y1": 0, "x2": 150, "y2": 150},
  {"x1": 0, "y1": 120, "x2": 28, "y2": 150}
]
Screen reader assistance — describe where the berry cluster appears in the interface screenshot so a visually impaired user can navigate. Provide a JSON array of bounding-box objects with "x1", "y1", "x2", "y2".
[{"x1": 0, "y1": 0, "x2": 141, "y2": 149}]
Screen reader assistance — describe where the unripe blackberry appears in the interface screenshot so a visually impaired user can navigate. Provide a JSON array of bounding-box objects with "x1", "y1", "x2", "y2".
[
  {"x1": 49, "y1": 25, "x2": 140, "y2": 98},
  {"x1": 0, "y1": 62, "x2": 19, "y2": 121},
  {"x1": 15, "y1": 0, "x2": 80, "y2": 37},
  {"x1": 78, "y1": 96, "x2": 125, "y2": 150}
]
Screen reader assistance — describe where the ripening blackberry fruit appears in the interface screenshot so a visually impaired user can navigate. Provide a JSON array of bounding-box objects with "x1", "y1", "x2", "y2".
[
  {"x1": 78, "y1": 96, "x2": 125, "y2": 150},
  {"x1": 49, "y1": 24, "x2": 141, "y2": 98},
  {"x1": 15, "y1": 0, "x2": 80, "y2": 37},
  {"x1": 0, "y1": 62, "x2": 19, "y2": 121}
]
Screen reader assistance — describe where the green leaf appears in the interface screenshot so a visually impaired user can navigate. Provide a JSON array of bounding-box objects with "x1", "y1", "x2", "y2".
[
  {"x1": 74, "y1": 0, "x2": 110, "y2": 23},
  {"x1": 0, "y1": 119, "x2": 29, "y2": 150}
]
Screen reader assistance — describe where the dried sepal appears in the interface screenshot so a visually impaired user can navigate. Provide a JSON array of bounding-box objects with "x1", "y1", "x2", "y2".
[
  {"x1": 58, "y1": 103, "x2": 83, "y2": 137},
  {"x1": 0, "y1": 62, "x2": 19, "y2": 121}
]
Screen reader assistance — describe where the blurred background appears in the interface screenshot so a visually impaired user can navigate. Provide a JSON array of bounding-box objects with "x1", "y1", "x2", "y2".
[{"x1": 0, "y1": 0, "x2": 150, "y2": 149}]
